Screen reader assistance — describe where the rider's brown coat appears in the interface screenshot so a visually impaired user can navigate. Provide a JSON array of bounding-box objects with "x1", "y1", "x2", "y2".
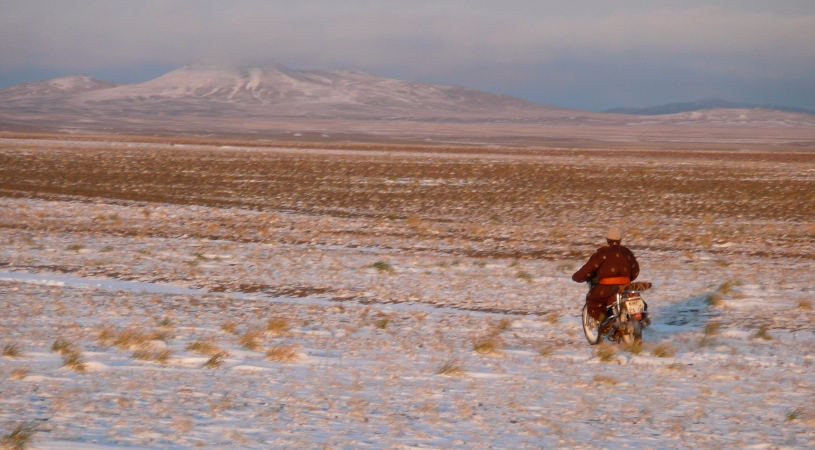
[{"x1": 572, "y1": 242, "x2": 640, "y2": 320}]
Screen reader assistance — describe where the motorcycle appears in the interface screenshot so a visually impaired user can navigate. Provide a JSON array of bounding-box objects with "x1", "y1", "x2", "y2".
[{"x1": 582, "y1": 281, "x2": 652, "y2": 345}]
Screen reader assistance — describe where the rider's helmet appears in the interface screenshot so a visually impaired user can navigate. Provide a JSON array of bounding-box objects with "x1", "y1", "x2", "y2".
[{"x1": 607, "y1": 227, "x2": 622, "y2": 241}]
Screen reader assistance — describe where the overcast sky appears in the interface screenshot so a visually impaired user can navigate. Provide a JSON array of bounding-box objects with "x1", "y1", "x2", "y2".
[{"x1": 2, "y1": 0, "x2": 814, "y2": 111}]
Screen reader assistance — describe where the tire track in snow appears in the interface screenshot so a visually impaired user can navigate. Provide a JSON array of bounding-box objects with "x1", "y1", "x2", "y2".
[{"x1": 0, "y1": 269, "x2": 553, "y2": 318}]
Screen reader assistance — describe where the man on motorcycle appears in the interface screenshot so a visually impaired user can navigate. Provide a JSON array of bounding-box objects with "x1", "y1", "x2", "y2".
[{"x1": 572, "y1": 227, "x2": 640, "y2": 325}]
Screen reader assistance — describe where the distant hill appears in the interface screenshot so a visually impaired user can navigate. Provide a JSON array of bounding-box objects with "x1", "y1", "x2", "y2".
[
  {"x1": 1, "y1": 67, "x2": 814, "y2": 141},
  {"x1": 0, "y1": 75, "x2": 122, "y2": 101},
  {"x1": 605, "y1": 98, "x2": 815, "y2": 116},
  {"x1": 0, "y1": 64, "x2": 574, "y2": 119}
]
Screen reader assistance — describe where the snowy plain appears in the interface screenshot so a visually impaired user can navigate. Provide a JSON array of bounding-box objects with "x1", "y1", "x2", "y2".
[{"x1": 1, "y1": 139, "x2": 814, "y2": 448}]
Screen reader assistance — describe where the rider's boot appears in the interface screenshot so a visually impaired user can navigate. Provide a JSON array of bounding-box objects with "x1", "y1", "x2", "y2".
[{"x1": 598, "y1": 308, "x2": 614, "y2": 335}]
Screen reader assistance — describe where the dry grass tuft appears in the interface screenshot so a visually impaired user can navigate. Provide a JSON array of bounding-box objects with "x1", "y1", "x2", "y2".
[
  {"x1": 473, "y1": 335, "x2": 503, "y2": 355},
  {"x1": 97, "y1": 326, "x2": 117, "y2": 345},
  {"x1": 594, "y1": 344, "x2": 616, "y2": 362},
  {"x1": 545, "y1": 312, "x2": 560, "y2": 325},
  {"x1": 718, "y1": 280, "x2": 736, "y2": 295},
  {"x1": 698, "y1": 321, "x2": 721, "y2": 347},
  {"x1": 98, "y1": 327, "x2": 167, "y2": 350},
  {"x1": 707, "y1": 281, "x2": 739, "y2": 306},
  {"x1": 114, "y1": 330, "x2": 149, "y2": 348},
  {"x1": 537, "y1": 344, "x2": 554, "y2": 357},
  {"x1": 592, "y1": 374, "x2": 619, "y2": 385},
  {"x1": 203, "y1": 352, "x2": 228, "y2": 369},
  {"x1": 238, "y1": 330, "x2": 263, "y2": 350},
  {"x1": 158, "y1": 316, "x2": 172, "y2": 328},
  {"x1": 651, "y1": 344, "x2": 676, "y2": 358},
  {"x1": 472, "y1": 318, "x2": 513, "y2": 353},
  {"x1": 374, "y1": 317, "x2": 390, "y2": 329},
  {"x1": 133, "y1": 346, "x2": 172, "y2": 364},
  {"x1": 493, "y1": 318, "x2": 512, "y2": 333},
  {"x1": 371, "y1": 260, "x2": 394, "y2": 273},
  {"x1": 61, "y1": 351, "x2": 86, "y2": 372},
  {"x1": 265, "y1": 345, "x2": 300, "y2": 362},
  {"x1": 753, "y1": 324, "x2": 773, "y2": 341},
  {"x1": 622, "y1": 341, "x2": 643, "y2": 355},
  {"x1": 1, "y1": 422, "x2": 37, "y2": 450},
  {"x1": 706, "y1": 292, "x2": 723, "y2": 306},
  {"x1": 267, "y1": 318, "x2": 289, "y2": 335},
  {"x1": 9, "y1": 367, "x2": 29, "y2": 381},
  {"x1": 221, "y1": 321, "x2": 239, "y2": 334},
  {"x1": 516, "y1": 271, "x2": 533, "y2": 282},
  {"x1": 154, "y1": 349, "x2": 172, "y2": 364},
  {"x1": 786, "y1": 407, "x2": 805, "y2": 422},
  {"x1": 436, "y1": 360, "x2": 464, "y2": 376},
  {"x1": 51, "y1": 338, "x2": 77, "y2": 355},
  {"x1": 1, "y1": 343, "x2": 22, "y2": 358},
  {"x1": 131, "y1": 347, "x2": 153, "y2": 361},
  {"x1": 797, "y1": 300, "x2": 812, "y2": 310},
  {"x1": 703, "y1": 321, "x2": 722, "y2": 336},
  {"x1": 150, "y1": 329, "x2": 170, "y2": 341},
  {"x1": 185, "y1": 340, "x2": 224, "y2": 356}
]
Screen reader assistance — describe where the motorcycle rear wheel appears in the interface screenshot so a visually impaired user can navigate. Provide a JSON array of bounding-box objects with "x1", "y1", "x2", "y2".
[
  {"x1": 620, "y1": 320, "x2": 643, "y2": 345},
  {"x1": 582, "y1": 304, "x2": 603, "y2": 345}
]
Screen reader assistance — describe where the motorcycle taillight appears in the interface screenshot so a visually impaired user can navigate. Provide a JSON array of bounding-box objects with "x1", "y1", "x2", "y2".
[{"x1": 635, "y1": 313, "x2": 642, "y2": 319}]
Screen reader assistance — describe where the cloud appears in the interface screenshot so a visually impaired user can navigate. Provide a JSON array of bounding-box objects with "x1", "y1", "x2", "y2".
[{"x1": 1, "y1": 1, "x2": 814, "y2": 110}]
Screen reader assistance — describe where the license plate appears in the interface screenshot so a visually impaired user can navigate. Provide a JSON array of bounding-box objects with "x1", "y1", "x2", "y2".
[{"x1": 624, "y1": 299, "x2": 645, "y2": 314}]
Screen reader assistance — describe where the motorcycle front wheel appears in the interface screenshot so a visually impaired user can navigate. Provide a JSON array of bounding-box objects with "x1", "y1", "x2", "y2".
[{"x1": 582, "y1": 303, "x2": 602, "y2": 345}]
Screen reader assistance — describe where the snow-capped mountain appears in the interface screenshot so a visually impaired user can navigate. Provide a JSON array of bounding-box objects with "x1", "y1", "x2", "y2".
[
  {"x1": 0, "y1": 64, "x2": 569, "y2": 121},
  {"x1": 73, "y1": 64, "x2": 552, "y2": 115}
]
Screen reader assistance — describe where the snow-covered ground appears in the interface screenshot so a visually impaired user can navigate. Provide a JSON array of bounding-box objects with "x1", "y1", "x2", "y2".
[{"x1": 1, "y1": 194, "x2": 814, "y2": 449}]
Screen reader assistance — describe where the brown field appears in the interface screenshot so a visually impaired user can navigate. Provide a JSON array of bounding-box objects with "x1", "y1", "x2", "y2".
[
  {"x1": 0, "y1": 133, "x2": 813, "y2": 315},
  {"x1": 1, "y1": 133, "x2": 813, "y2": 262}
]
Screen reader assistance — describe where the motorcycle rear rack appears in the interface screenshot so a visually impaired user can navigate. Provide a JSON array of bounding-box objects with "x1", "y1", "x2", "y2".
[{"x1": 618, "y1": 281, "x2": 652, "y2": 293}]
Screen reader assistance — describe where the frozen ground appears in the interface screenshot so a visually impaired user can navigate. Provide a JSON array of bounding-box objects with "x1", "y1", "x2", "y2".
[
  {"x1": 1, "y1": 139, "x2": 814, "y2": 448},
  {"x1": 1, "y1": 198, "x2": 813, "y2": 449}
]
